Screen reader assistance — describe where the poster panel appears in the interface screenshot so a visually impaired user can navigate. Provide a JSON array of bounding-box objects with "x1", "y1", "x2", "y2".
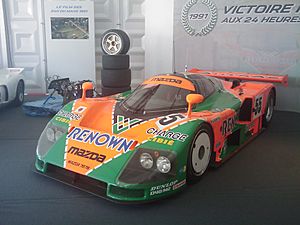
[
  {"x1": 44, "y1": 0, "x2": 95, "y2": 82},
  {"x1": 174, "y1": 0, "x2": 300, "y2": 112}
]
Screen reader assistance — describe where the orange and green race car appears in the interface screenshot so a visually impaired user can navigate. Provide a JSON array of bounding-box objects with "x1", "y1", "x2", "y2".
[{"x1": 35, "y1": 69, "x2": 288, "y2": 202}]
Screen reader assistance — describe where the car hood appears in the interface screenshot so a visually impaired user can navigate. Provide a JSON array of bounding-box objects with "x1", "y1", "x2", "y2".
[{"x1": 51, "y1": 98, "x2": 194, "y2": 176}]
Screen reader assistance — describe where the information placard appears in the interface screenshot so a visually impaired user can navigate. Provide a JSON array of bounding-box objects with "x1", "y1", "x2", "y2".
[{"x1": 44, "y1": 0, "x2": 95, "y2": 82}]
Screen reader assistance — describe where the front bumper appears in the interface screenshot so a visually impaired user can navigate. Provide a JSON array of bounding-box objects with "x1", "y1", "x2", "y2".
[{"x1": 35, "y1": 158, "x2": 186, "y2": 203}]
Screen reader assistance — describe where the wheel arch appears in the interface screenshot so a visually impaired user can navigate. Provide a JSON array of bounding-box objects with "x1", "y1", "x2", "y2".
[
  {"x1": 15, "y1": 79, "x2": 25, "y2": 97},
  {"x1": 271, "y1": 87, "x2": 276, "y2": 106},
  {"x1": 194, "y1": 121, "x2": 215, "y2": 158},
  {"x1": 0, "y1": 85, "x2": 9, "y2": 101},
  {"x1": 19, "y1": 79, "x2": 25, "y2": 86},
  {"x1": 186, "y1": 120, "x2": 215, "y2": 183}
]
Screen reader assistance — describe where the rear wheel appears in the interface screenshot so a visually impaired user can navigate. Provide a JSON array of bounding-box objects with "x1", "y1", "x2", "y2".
[
  {"x1": 13, "y1": 81, "x2": 24, "y2": 106},
  {"x1": 262, "y1": 89, "x2": 275, "y2": 128},
  {"x1": 187, "y1": 124, "x2": 213, "y2": 183}
]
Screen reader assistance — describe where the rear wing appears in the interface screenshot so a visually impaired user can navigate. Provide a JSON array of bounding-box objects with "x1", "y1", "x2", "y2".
[{"x1": 189, "y1": 68, "x2": 288, "y2": 86}]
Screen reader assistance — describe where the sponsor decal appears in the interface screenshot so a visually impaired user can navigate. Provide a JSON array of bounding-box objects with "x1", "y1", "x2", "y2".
[
  {"x1": 57, "y1": 110, "x2": 81, "y2": 120},
  {"x1": 67, "y1": 159, "x2": 91, "y2": 170},
  {"x1": 150, "y1": 77, "x2": 182, "y2": 84},
  {"x1": 113, "y1": 115, "x2": 142, "y2": 134},
  {"x1": 220, "y1": 116, "x2": 236, "y2": 136},
  {"x1": 74, "y1": 106, "x2": 87, "y2": 113},
  {"x1": 146, "y1": 128, "x2": 189, "y2": 142},
  {"x1": 173, "y1": 179, "x2": 186, "y2": 190},
  {"x1": 67, "y1": 127, "x2": 137, "y2": 153},
  {"x1": 149, "y1": 137, "x2": 174, "y2": 146},
  {"x1": 150, "y1": 180, "x2": 178, "y2": 196},
  {"x1": 68, "y1": 146, "x2": 106, "y2": 163},
  {"x1": 181, "y1": 0, "x2": 218, "y2": 36},
  {"x1": 156, "y1": 113, "x2": 186, "y2": 129},
  {"x1": 55, "y1": 116, "x2": 70, "y2": 124}
]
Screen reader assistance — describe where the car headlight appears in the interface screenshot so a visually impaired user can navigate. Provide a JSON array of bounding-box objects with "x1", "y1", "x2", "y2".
[
  {"x1": 36, "y1": 122, "x2": 67, "y2": 159},
  {"x1": 140, "y1": 153, "x2": 153, "y2": 169},
  {"x1": 55, "y1": 130, "x2": 64, "y2": 142},
  {"x1": 46, "y1": 127, "x2": 55, "y2": 142},
  {"x1": 118, "y1": 148, "x2": 176, "y2": 184},
  {"x1": 156, "y1": 156, "x2": 171, "y2": 173},
  {"x1": 46, "y1": 127, "x2": 65, "y2": 142}
]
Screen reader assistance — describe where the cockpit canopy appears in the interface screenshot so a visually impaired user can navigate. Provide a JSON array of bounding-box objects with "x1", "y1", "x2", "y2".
[{"x1": 121, "y1": 74, "x2": 223, "y2": 113}]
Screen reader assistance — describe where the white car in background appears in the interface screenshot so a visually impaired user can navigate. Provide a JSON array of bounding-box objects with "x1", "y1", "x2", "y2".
[{"x1": 0, "y1": 68, "x2": 25, "y2": 107}]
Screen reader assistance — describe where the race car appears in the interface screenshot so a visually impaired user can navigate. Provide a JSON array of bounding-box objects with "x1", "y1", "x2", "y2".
[
  {"x1": 35, "y1": 69, "x2": 287, "y2": 202},
  {"x1": 0, "y1": 68, "x2": 25, "y2": 107}
]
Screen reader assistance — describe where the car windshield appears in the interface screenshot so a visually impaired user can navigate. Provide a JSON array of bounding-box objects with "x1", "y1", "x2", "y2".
[{"x1": 121, "y1": 84, "x2": 192, "y2": 112}]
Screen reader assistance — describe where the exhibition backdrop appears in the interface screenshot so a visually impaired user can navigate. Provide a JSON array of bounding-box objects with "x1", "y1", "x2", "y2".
[{"x1": 174, "y1": 0, "x2": 300, "y2": 112}]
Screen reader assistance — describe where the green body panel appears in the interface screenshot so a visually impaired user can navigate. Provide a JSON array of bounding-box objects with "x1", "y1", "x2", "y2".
[
  {"x1": 219, "y1": 123, "x2": 251, "y2": 159},
  {"x1": 44, "y1": 134, "x2": 67, "y2": 168},
  {"x1": 195, "y1": 90, "x2": 241, "y2": 112},
  {"x1": 88, "y1": 151, "x2": 134, "y2": 185}
]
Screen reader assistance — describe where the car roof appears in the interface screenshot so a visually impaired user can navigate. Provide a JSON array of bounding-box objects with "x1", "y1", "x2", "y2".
[{"x1": 143, "y1": 74, "x2": 196, "y2": 91}]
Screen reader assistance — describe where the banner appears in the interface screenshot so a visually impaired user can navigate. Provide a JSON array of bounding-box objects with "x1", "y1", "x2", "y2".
[
  {"x1": 44, "y1": 0, "x2": 95, "y2": 82},
  {"x1": 174, "y1": 0, "x2": 300, "y2": 112}
]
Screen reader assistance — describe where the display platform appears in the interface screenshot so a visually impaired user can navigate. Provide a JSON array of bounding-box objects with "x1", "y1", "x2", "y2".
[{"x1": 0, "y1": 97, "x2": 300, "y2": 225}]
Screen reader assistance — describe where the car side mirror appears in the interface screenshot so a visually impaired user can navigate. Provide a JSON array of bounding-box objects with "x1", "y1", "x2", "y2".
[
  {"x1": 81, "y1": 82, "x2": 94, "y2": 100},
  {"x1": 186, "y1": 94, "x2": 204, "y2": 117}
]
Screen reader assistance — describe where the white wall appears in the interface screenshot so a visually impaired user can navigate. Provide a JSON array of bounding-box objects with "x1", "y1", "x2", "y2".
[
  {"x1": 0, "y1": 29, "x2": 3, "y2": 69},
  {"x1": 145, "y1": 0, "x2": 174, "y2": 78},
  {"x1": 0, "y1": 0, "x2": 7, "y2": 69}
]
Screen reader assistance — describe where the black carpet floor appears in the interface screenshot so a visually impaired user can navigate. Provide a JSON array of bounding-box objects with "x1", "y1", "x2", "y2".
[{"x1": 0, "y1": 99, "x2": 300, "y2": 225}]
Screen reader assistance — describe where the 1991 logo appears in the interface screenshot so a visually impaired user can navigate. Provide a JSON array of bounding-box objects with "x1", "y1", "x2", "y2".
[{"x1": 181, "y1": 0, "x2": 218, "y2": 36}]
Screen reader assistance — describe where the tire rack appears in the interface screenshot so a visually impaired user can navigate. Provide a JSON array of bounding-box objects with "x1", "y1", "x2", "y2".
[{"x1": 100, "y1": 29, "x2": 131, "y2": 96}]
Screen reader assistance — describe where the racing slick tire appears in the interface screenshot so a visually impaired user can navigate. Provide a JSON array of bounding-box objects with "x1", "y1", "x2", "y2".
[
  {"x1": 101, "y1": 85, "x2": 131, "y2": 97},
  {"x1": 102, "y1": 54, "x2": 130, "y2": 70},
  {"x1": 262, "y1": 89, "x2": 275, "y2": 128},
  {"x1": 13, "y1": 80, "x2": 24, "y2": 106},
  {"x1": 101, "y1": 69, "x2": 131, "y2": 88},
  {"x1": 101, "y1": 29, "x2": 130, "y2": 55},
  {"x1": 187, "y1": 123, "x2": 213, "y2": 183}
]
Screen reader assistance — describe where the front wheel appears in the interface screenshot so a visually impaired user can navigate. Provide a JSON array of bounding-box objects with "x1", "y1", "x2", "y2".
[
  {"x1": 187, "y1": 124, "x2": 213, "y2": 183},
  {"x1": 13, "y1": 81, "x2": 24, "y2": 106}
]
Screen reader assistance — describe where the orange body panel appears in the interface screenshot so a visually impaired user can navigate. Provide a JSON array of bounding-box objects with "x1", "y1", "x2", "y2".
[
  {"x1": 189, "y1": 68, "x2": 288, "y2": 86},
  {"x1": 143, "y1": 75, "x2": 195, "y2": 91}
]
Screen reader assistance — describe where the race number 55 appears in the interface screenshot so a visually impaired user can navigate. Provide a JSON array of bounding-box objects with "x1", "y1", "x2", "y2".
[{"x1": 253, "y1": 95, "x2": 263, "y2": 119}]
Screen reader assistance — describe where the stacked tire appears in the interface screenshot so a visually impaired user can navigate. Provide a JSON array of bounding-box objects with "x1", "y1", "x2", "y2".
[{"x1": 101, "y1": 29, "x2": 131, "y2": 96}]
